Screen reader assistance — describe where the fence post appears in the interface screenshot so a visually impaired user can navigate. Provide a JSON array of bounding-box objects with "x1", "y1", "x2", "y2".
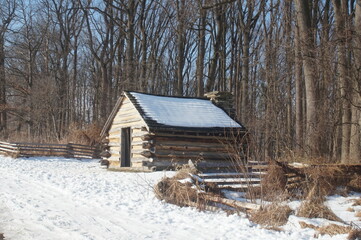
[
  {"x1": 15, "y1": 143, "x2": 20, "y2": 158},
  {"x1": 67, "y1": 143, "x2": 74, "y2": 158}
]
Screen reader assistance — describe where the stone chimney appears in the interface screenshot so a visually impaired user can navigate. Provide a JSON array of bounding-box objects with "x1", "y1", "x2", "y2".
[{"x1": 204, "y1": 91, "x2": 235, "y2": 118}]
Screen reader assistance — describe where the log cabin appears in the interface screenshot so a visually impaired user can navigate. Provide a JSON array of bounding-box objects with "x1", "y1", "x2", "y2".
[{"x1": 100, "y1": 91, "x2": 247, "y2": 171}]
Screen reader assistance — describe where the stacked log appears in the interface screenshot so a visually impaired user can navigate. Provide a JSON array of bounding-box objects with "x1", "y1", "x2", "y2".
[
  {"x1": 0, "y1": 141, "x2": 100, "y2": 159},
  {"x1": 140, "y1": 131, "x2": 245, "y2": 171}
]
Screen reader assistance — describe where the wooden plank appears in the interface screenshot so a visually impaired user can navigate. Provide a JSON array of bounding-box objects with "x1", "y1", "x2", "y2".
[
  {"x1": 202, "y1": 195, "x2": 261, "y2": 211},
  {"x1": 112, "y1": 119, "x2": 145, "y2": 126},
  {"x1": 142, "y1": 135, "x2": 236, "y2": 143},
  {"x1": 198, "y1": 172, "x2": 265, "y2": 177},
  {"x1": 152, "y1": 151, "x2": 234, "y2": 160},
  {"x1": 0, "y1": 141, "x2": 18, "y2": 146},
  {"x1": 203, "y1": 178, "x2": 261, "y2": 184},
  {"x1": 153, "y1": 144, "x2": 231, "y2": 153}
]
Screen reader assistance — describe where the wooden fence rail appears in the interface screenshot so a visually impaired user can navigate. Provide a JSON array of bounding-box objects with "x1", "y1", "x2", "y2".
[
  {"x1": 190, "y1": 161, "x2": 268, "y2": 191},
  {"x1": 0, "y1": 141, "x2": 100, "y2": 159}
]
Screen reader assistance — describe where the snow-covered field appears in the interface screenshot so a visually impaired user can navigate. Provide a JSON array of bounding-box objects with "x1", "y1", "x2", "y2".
[{"x1": 0, "y1": 156, "x2": 359, "y2": 240}]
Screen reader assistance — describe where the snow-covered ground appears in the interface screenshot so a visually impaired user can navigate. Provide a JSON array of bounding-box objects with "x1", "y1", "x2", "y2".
[{"x1": 0, "y1": 156, "x2": 359, "y2": 240}]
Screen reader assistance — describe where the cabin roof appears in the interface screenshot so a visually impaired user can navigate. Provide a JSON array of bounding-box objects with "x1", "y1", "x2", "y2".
[{"x1": 101, "y1": 91, "x2": 245, "y2": 137}]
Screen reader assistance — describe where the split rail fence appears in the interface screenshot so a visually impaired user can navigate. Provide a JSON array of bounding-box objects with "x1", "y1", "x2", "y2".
[{"x1": 0, "y1": 141, "x2": 100, "y2": 159}]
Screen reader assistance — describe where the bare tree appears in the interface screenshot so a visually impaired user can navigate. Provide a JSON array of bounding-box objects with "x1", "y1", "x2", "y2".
[{"x1": 0, "y1": 0, "x2": 16, "y2": 135}]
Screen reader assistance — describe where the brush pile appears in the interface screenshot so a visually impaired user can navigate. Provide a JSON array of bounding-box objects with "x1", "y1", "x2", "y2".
[{"x1": 154, "y1": 166, "x2": 260, "y2": 212}]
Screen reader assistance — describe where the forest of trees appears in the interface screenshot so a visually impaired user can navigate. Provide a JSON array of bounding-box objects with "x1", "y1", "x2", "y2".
[{"x1": 0, "y1": 0, "x2": 360, "y2": 163}]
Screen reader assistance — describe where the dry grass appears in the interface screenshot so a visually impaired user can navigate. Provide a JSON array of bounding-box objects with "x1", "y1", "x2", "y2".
[
  {"x1": 299, "y1": 221, "x2": 352, "y2": 237},
  {"x1": 352, "y1": 198, "x2": 361, "y2": 206},
  {"x1": 62, "y1": 122, "x2": 102, "y2": 145},
  {"x1": 259, "y1": 164, "x2": 288, "y2": 201},
  {"x1": 249, "y1": 203, "x2": 292, "y2": 227},
  {"x1": 355, "y1": 211, "x2": 361, "y2": 218},
  {"x1": 348, "y1": 229, "x2": 361, "y2": 240},
  {"x1": 154, "y1": 176, "x2": 200, "y2": 207},
  {"x1": 347, "y1": 207, "x2": 355, "y2": 212},
  {"x1": 154, "y1": 165, "x2": 208, "y2": 209},
  {"x1": 297, "y1": 200, "x2": 342, "y2": 222},
  {"x1": 304, "y1": 166, "x2": 348, "y2": 201},
  {"x1": 349, "y1": 176, "x2": 361, "y2": 192}
]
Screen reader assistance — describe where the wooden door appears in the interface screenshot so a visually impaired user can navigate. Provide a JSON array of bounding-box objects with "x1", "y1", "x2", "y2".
[{"x1": 121, "y1": 127, "x2": 131, "y2": 167}]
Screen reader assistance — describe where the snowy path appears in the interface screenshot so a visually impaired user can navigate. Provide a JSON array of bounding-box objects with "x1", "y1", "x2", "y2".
[{"x1": 0, "y1": 156, "x2": 351, "y2": 239}]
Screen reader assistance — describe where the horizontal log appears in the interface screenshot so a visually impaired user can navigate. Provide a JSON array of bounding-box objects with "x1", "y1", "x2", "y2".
[
  {"x1": 149, "y1": 159, "x2": 235, "y2": 168},
  {"x1": 16, "y1": 143, "x2": 67, "y2": 147},
  {"x1": 142, "y1": 135, "x2": 238, "y2": 143},
  {"x1": 151, "y1": 150, "x2": 235, "y2": 160},
  {"x1": 149, "y1": 143, "x2": 233, "y2": 153},
  {"x1": 0, "y1": 145, "x2": 18, "y2": 151},
  {"x1": 202, "y1": 195, "x2": 261, "y2": 211},
  {"x1": 0, "y1": 141, "x2": 18, "y2": 146},
  {"x1": 0, "y1": 148, "x2": 19, "y2": 153},
  {"x1": 17, "y1": 146, "x2": 68, "y2": 151},
  {"x1": 198, "y1": 172, "x2": 266, "y2": 178},
  {"x1": 19, "y1": 149, "x2": 69, "y2": 153},
  {"x1": 150, "y1": 131, "x2": 245, "y2": 139},
  {"x1": 203, "y1": 178, "x2": 261, "y2": 184}
]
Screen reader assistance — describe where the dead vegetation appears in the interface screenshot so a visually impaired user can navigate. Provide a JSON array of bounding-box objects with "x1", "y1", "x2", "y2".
[
  {"x1": 63, "y1": 123, "x2": 102, "y2": 146},
  {"x1": 349, "y1": 176, "x2": 361, "y2": 192},
  {"x1": 258, "y1": 164, "x2": 288, "y2": 201},
  {"x1": 352, "y1": 198, "x2": 361, "y2": 206},
  {"x1": 154, "y1": 165, "x2": 261, "y2": 212},
  {"x1": 348, "y1": 229, "x2": 361, "y2": 240},
  {"x1": 297, "y1": 200, "x2": 342, "y2": 221},
  {"x1": 154, "y1": 166, "x2": 200, "y2": 208},
  {"x1": 249, "y1": 203, "x2": 292, "y2": 227},
  {"x1": 299, "y1": 221, "x2": 353, "y2": 237},
  {"x1": 154, "y1": 160, "x2": 361, "y2": 237}
]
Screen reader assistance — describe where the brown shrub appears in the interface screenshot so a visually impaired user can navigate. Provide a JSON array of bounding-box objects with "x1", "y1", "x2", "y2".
[
  {"x1": 348, "y1": 229, "x2": 361, "y2": 240},
  {"x1": 250, "y1": 203, "x2": 292, "y2": 227},
  {"x1": 173, "y1": 165, "x2": 198, "y2": 180},
  {"x1": 63, "y1": 122, "x2": 102, "y2": 145},
  {"x1": 154, "y1": 177, "x2": 200, "y2": 207},
  {"x1": 297, "y1": 200, "x2": 342, "y2": 222},
  {"x1": 348, "y1": 176, "x2": 361, "y2": 192},
  {"x1": 154, "y1": 165, "x2": 210, "y2": 209},
  {"x1": 258, "y1": 164, "x2": 288, "y2": 201}
]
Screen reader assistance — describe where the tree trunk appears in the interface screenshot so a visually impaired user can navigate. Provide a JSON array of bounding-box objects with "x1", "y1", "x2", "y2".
[
  {"x1": 126, "y1": 0, "x2": 136, "y2": 90},
  {"x1": 333, "y1": 0, "x2": 351, "y2": 162},
  {"x1": 196, "y1": 7, "x2": 206, "y2": 97},
  {"x1": 240, "y1": 32, "x2": 250, "y2": 124},
  {"x1": 176, "y1": 0, "x2": 186, "y2": 96},
  {"x1": 206, "y1": 6, "x2": 223, "y2": 92},
  {"x1": 349, "y1": 0, "x2": 361, "y2": 162},
  {"x1": 0, "y1": 36, "x2": 6, "y2": 134},
  {"x1": 295, "y1": 0, "x2": 320, "y2": 157}
]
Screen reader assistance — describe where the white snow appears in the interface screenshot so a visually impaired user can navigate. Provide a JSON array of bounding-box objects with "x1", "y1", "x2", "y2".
[
  {"x1": 0, "y1": 155, "x2": 359, "y2": 240},
  {"x1": 130, "y1": 92, "x2": 242, "y2": 128}
]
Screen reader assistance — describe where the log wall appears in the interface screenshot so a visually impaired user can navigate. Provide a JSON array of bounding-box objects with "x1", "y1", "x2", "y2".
[
  {"x1": 106, "y1": 97, "x2": 149, "y2": 168},
  {"x1": 140, "y1": 132, "x2": 245, "y2": 171},
  {"x1": 104, "y1": 95, "x2": 246, "y2": 171}
]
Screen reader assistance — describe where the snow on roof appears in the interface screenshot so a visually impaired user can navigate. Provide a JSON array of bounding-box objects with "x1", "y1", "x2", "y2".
[{"x1": 130, "y1": 92, "x2": 242, "y2": 128}]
